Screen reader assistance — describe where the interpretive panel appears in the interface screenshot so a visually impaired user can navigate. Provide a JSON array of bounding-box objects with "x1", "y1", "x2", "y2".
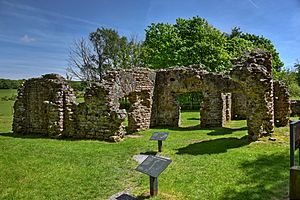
[
  {"x1": 135, "y1": 155, "x2": 172, "y2": 177},
  {"x1": 150, "y1": 132, "x2": 169, "y2": 141}
]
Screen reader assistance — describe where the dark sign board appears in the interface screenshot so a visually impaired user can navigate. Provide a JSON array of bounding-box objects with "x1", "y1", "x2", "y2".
[
  {"x1": 150, "y1": 132, "x2": 169, "y2": 141},
  {"x1": 290, "y1": 120, "x2": 300, "y2": 167},
  {"x1": 135, "y1": 155, "x2": 172, "y2": 178}
]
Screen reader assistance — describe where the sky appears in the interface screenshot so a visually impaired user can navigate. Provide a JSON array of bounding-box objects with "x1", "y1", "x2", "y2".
[{"x1": 0, "y1": 0, "x2": 299, "y2": 79}]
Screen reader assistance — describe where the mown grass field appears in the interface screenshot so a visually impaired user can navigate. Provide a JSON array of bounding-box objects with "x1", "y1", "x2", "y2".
[{"x1": 0, "y1": 89, "x2": 295, "y2": 200}]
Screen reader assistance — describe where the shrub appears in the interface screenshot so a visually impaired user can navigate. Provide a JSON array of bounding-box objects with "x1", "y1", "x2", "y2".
[
  {"x1": 288, "y1": 83, "x2": 300, "y2": 98},
  {"x1": 1, "y1": 94, "x2": 17, "y2": 101}
]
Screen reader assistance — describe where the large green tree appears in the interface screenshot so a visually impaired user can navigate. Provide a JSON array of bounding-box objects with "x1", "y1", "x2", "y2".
[
  {"x1": 294, "y1": 59, "x2": 300, "y2": 86},
  {"x1": 67, "y1": 27, "x2": 142, "y2": 83},
  {"x1": 227, "y1": 27, "x2": 284, "y2": 72},
  {"x1": 143, "y1": 17, "x2": 284, "y2": 73},
  {"x1": 143, "y1": 16, "x2": 231, "y2": 72}
]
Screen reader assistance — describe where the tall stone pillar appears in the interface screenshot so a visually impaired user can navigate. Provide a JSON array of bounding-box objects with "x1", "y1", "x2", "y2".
[
  {"x1": 150, "y1": 71, "x2": 180, "y2": 127},
  {"x1": 273, "y1": 80, "x2": 290, "y2": 127}
]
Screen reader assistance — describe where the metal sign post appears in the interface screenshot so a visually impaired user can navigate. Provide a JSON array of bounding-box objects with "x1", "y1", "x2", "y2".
[
  {"x1": 150, "y1": 176, "x2": 158, "y2": 196},
  {"x1": 290, "y1": 120, "x2": 300, "y2": 167},
  {"x1": 289, "y1": 120, "x2": 300, "y2": 200},
  {"x1": 150, "y1": 132, "x2": 170, "y2": 152},
  {"x1": 135, "y1": 155, "x2": 172, "y2": 197}
]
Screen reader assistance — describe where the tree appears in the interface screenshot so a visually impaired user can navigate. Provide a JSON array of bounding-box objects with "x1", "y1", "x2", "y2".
[
  {"x1": 143, "y1": 16, "x2": 231, "y2": 72},
  {"x1": 67, "y1": 27, "x2": 143, "y2": 83},
  {"x1": 227, "y1": 27, "x2": 284, "y2": 72},
  {"x1": 294, "y1": 59, "x2": 300, "y2": 86},
  {"x1": 118, "y1": 35, "x2": 144, "y2": 69},
  {"x1": 143, "y1": 18, "x2": 284, "y2": 73},
  {"x1": 0, "y1": 79, "x2": 23, "y2": 89},
  {"x1": 67, "y1": 38, "x2": 96, "y2": 83}
]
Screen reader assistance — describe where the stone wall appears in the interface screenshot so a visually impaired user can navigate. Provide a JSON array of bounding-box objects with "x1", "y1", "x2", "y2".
[
  {"x1": 70, "y1": 83, "x2": 127, "y2": 141},
  {"x1": 13, "y1": 74, "x2": 76, "y2": 137},
  {"x1": 291, "y1": 100, "x2": 300, "y2": 116},
  {"x1": 127, "y1": 90, "x2": 153, "y2": 132},
  {"x1": 231, "y1": 93, "x2": 247, "y2": 120},
  {"x1": 13, "y1": 50, "x2": 286, "y2": 141},
  {"x1": 273, "y1": 80, "x2": 290, "y2": 126},
  {"x1": 13, "y1": 70, "x2": 155, "y2": 142},
  {"x1": 150, "y1": 50, "x2": 275, "y2": 141},
  {"x1": 150, "y1": 66, "x2": 240, "y2": 128},
  {"x1": 230, "y1": 50, "x2": 274, "y2": 140},
  {"x1": 71, "y1": 69, "x2": 156, "y2": 141},
  {"x1": 224, "y1": 93, "x2": 232, "y2": 122},
  {"x1": 200, "y1": 92, "x2": 231, "y2": 128}
]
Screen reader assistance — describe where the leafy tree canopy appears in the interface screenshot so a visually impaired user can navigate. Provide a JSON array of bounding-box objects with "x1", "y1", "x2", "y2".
[
  {"x1": 143, "y1": 16, "x2": 284, "y2": 72},
  {"x1": 143, "y1": 16, "x2": 231, "y2": 72},
  {"x1": 0, "y1": 79, "x2": 23, "y2": 89},
  {"x1": 228, "y1": 27, "x2": 284, "y2": 72}
]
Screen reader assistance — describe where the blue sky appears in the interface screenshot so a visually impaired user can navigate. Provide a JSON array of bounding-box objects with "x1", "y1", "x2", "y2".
[{"x1": 0, "y1": 0, "x2": 299, "y2": 79}]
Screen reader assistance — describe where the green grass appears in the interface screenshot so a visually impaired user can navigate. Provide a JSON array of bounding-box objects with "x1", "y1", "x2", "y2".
[
  {"x1": 0, "y1": 89, "x2": 17, "y2": 97},
  {"x1": 290, "y1": 96, "x2": 300, "y2": 100},
  {"x1": 0, "y1": 89, "x2": 16, "y2": 132},
  {"x1": 0, "y1": 89, "x2": 293, "y2": 200}
]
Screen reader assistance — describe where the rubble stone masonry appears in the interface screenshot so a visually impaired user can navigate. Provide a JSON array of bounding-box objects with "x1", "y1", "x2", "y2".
[{"x1": 13, "y1": 50, "x2": 289, "y2": 141}]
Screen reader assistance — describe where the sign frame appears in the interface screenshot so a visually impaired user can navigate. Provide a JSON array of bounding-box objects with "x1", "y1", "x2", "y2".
[
  {"x1": 150, "y1": 132, "x2": 170, "y2": 152},
  {"x1": 135, "y1": 155, "x2": 172, "y2": 197},
  {"x1": 290, "y1": 120, "x2": 300, "y2": 167}
]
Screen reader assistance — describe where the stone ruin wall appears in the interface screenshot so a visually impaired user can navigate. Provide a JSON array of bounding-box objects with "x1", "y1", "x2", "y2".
[
  {"x1": 273, "y1": 80, "x2": 290, "y2": 126},
  {"x1": 200, "y1": 92, "x2": 231, "y2": 128},
  {"x1": 150, "y1": 66, "x2": 237, "y2": 128},
  {"x1": 12, "y1": 50, "x2": 291, "y2": 141},
  {"x1": 231, "y1": 93, "x2": 247, "y2": 120},
  {"x1": 13, "y1": 70, "x2": 155, "y2": 142},
  {"x1": 291, "y1": 100, "x2": 300, "y2": 116},
  {"x1": 230, "y1": 50, "x2": 275, "y2": 140},
  {"x1": 150, "y1": 50, "x2": 277, "y2": 140},
  {"x1": 13, "y1": 74, "x2": 76, "y2": 137},
  {"x1": 72, "y1": 69, "x2": 156, "y2": 141},
  {"x1": 224, "y1": 93, "x2": 232, "y2": 121},
  {"x1": 231, "y1": 80, "x2": 290, "y2": 127}
]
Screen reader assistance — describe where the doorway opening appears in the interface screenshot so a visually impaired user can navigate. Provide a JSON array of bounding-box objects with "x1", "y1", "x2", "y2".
[{"x1": 176, "y1": 92, "x2": 203, "y2": 128}]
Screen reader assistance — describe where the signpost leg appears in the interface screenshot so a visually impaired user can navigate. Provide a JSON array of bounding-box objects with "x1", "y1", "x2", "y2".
[
  {"x1": 290, "y1": 166, "x2": 300, "y2": 200},
  {"x1": 290, "y1": 124, "x2": 295, "y2": 167},
  {"x1": 158, "y1": 140, "x2": 162, "y2": 152},
  {"x1": 150, "y1": 176, "x2": 158, "y2": 196}
]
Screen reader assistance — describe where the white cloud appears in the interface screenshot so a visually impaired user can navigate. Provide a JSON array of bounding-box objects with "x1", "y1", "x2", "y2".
[{"x1": 20, "y1": 34, "x2": 36, "y2": 43}]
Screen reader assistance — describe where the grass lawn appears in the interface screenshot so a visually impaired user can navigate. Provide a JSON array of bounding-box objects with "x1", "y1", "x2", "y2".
[{"x1": 0, "y1": 89, "x2": 294, "y2": 200}]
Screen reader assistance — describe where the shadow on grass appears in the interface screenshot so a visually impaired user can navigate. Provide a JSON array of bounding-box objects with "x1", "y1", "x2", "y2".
[
  {"x1": 186, "y1": 117, "x2": 200, "y2": 121},
  {"x1": 207, "y1": 126, "x2": 248, "y2": 136},
  {"x1": 124, "y1": 126, "x2": 139, "y2": 135},
  {"x1": 176, "y1": 135, "x2": 250, "y2": 155},
  {"x1": 115, "y1": 193, "x2": 138, "y2": 200},
  {"x1": 222, "y1": 153, "x2": 289, "y2": 200},
  {"x1": 0, "y1": 132, "x2": 49, "y2": 139},
  {"x1": 140, "y1": 151, "x2": 157, "y2": 156},
  {"x1": 113, "y1": 194, "x2": 153, "y2": 200},
  {"x1": 168, "y1": 125, "x2": 207, "y2": 132},
  {"x1": 136, "y1": 195, "x2": 150, "y2": 200},
  {"x1": 0, "y1": 132, "x2": 113, "y2": 142},
  {"x1": 168, "y1": 125, "x2": 248, "y2": 137}
]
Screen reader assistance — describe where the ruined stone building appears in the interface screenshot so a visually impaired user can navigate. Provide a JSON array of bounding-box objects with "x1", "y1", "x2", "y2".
[{"x1": 13, "y1": 50, "x2": 291, "y2": 141}]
